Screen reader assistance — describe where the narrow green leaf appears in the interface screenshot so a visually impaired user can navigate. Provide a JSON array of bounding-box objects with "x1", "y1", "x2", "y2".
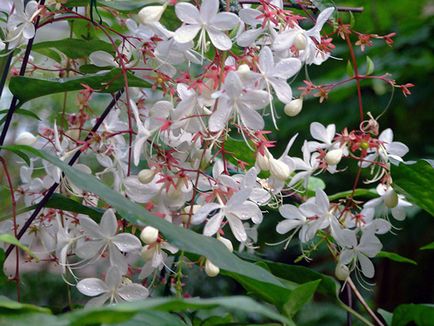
[
  {"x1": 10, "y1": 145, "x2": 291, "y2": 294},
  {"x1": 0, "y1": 108, "x2": 41, "y2": 125},
  {"x1": 420, "y1": 241, "x2": 434, "y2": 250},
  {"x1": 377, "y1": 251, "x2": 417, "y2": 265},
  {"x1": 33, "y1": 39, "x2": 114, "y2": 62},
  {"x1": 0, "y1": 146, "x2": 31, "y2": 165},
  {"x1": 283, "y1": 280, "x2": 321, "y2": 318},
  {"x1": 346, "y1": 60, "x2": 354, "y2": 77},
  {"x1": 62, "y1": 296, "x2": 289, "y2": 326},
  {"x1": 378, "y1": 308, "x2": 393, "y2": 326},
  {"x1": 328, "y1": 188, "x2": 379, "y2": 201},
  {"x1": 391, "y1": 160, "x2": 434, "y2": 216},
  {"x1": 366, "y1": 56, "x2": 375, "y2": 75},
  {"x1": 9, "y1": 68, "x2": 151, "y2": 105},
  {"x1": 0, "y1": 234, "x2": 38, "y2": 260},
  {"x1": 0, "y1": 296, "x2": 51, "y2": 314},
  {"x1": 392, "y1": 304, "x2": 434, "y2": 326}
]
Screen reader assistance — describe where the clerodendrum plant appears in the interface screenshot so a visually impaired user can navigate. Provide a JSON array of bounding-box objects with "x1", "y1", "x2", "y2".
[{"x1": 0, "y1": 0, "x2": 426, "y2": 325}]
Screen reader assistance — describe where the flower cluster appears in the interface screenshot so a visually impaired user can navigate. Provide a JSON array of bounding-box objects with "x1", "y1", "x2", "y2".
[{"x1": 1, "y1": 0, "x2": 413, "y2": 306}]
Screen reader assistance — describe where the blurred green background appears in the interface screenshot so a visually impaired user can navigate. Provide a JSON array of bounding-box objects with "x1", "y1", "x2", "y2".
[{"x1": 0, "y1": 0, "x2": 433, "y2": 324}]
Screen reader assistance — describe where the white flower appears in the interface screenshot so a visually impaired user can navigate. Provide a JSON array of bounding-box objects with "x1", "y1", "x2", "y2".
[
  {"x1": 174, "y1": 0, "x2": 239, "y2": 51},
  {"x1": 77, "y1": 266, "x2": 149, "y2": 307},
  {"x1": 209, "y1": 71, "x2": 270, "y2": 132},
  {"x1": 138, "y1": 5, "x2": 166, "y2": 25},
  {"x1": 192, "y1": 189, "x2": 262, "y2": 242},
  {"x1": 306, "y1": 122, "x2": 336, "y2": 152},
  {"x1": 273, "y1": 7, "x2": 334, "y2": 65},
  {"x1": 338, "y1": 229, "x2": 382, "y2": 278},
  {"x1": 289, "y1": 141, "x2": 320, "y2": 187},
  {"x1": 277, "y1": 204, "x2": 314, "y2": 242},
  {"x1": 364, "y1": 184, "x2": 412, "y2": 221},
  {"x1": 361, "y1": 128, "x2": 409, "y2": 167},
  {"x1": 76, "y1": 209, "x2": 142, "y2": 273},
  {"x1": 6, "y1": 0, "x2": 40, "y2": 47}
]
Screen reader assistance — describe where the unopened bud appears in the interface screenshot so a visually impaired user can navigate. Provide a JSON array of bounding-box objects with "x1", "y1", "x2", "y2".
[
  {"x1": 182, "y1": 204, "x2": 202, "y2": 224},
  {"x1": 256, "y1": 151, "x2": 270, "y2": 171},
  {"x1": 237, "y1": 64, "x2": 250, "y2": 74},
  {"x1": 138, "y1": 169, "x2": 155, "y2": 184},
  {"x1": 141, "y1": 245, "x2": 155, "y2": 261},
  {"x1": 138, "y1": 5, "x2": 166, "y2": 25},
  {"x1": 205, "y1": 259, "x2": 220, "y2": 277},
  {"x1": 15, "y1": 131, "x2": 36, "y2": 146},
  {"x1": 325, "y1": 148, "x2": 343, "y2": 166},
  {"x1": 284, "y1": 99, "x2": 303, "y2": 117},
  {"x1": 294, "y1": 33, "x2": 307, "y2": 50},
  {"x1": 140, "y1": 226, "x2": 159, "y2": 244},
  {"x1": 335, "y1": 263, "x2": 350, "y2": 281},
  {"x1": 269, "y1": 158, "x2": 290, "y2": 181},
  {"x1": 217, "y1": 235, "x2": 233, "y2": 252},
  {"x1": 383, "y1": 188, "x2": 399, "y2": 208}
]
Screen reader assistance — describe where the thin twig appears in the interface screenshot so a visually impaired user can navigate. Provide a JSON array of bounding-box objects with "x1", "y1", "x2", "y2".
[
  {"x1": 0, "y1": 0, "x2": 46, "y2": 149},
  {"x1": 348, "y1": 278, "x2": 385, "y2": 326},
  {"x1": 346, "y1": 283, "x2": 353, "y2": 326},
  {"x1": 4, "y1": 90, "x2": 123, "y2": 260},
  {"x1": 238, "y1": 1, "x2": 364, "y2": 13}
]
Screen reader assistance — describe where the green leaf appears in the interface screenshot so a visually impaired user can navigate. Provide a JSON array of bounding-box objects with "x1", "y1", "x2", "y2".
[
  {"x1": 0, "y1": 296, "x2": 51, "y2": 314},
  {"x1": 377, "y1": 251, "x2": 417, "y2": 265},
  {"x1": 10, "y1": 146, "x2": 292, "y2": 298},
  {"x1": 378, "y1": 308, "x2": 393, "y2": 326},
  {"x1": 328, "y1": 188, "x2": 378, "y2": 201},
  {"x1": 346, "y1": 60, "x2": 354, "y2": 77},
  {"x1": 0, "y1": 108, "x2": 41, "y2": 126},
  {"x1": 391, "y1": 160, "x2": 434, "y2": 216},
  {"x1": 65, "y1": 0, "x2": 163, "y2": 12},
  {"x1": 0, "y1": 234, "x2": 38, "y2": 260},
  {"x1": 392, "y1": 304, "x2": 434, "y2": 326},
  {"x1": 0, "y1": 145, "x2": 31, "y2": 165},
  {"x1": 420, "y1": 241, "x2": 434, "y2": 250},
  {"x1": 224, "y1": 138, "x2": 255, "y2": 167},
  {"x1": 33, "y1": 39, "x2": 114, "y2": 62},
  {"x1": 9, "y1": 68, "x2": 151, "y2": 105},
  {"x1": 366, "y1": 56, "x2": 375, "y2": 75},
  {"x1": 62, "y1": 296, "x2": 288, "y2": 326},
  {"x1": 283, "y1": 280, "x2": 321, "y2": 318}
]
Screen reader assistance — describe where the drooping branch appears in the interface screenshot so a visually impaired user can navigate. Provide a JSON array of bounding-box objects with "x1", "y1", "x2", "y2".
[{"x1": 4, "y1": 90, "x2": 124, "y2": 260}]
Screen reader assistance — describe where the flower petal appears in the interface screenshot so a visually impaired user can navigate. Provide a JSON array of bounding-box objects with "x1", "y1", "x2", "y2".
[
  {"x1": 207, "y1": 27, "x2": 232, "y2": 50},
  {"x1": 174, "y1": 24, "x2": 201, "y2": 43},
  {"x1": 118, "y1": 284, "x2": 149, "y2": 301},
  {"x1": 175, "y1": 3, "x2": 200, "y2": 23},
  {"x1": 77, "y1": 278, "x2": 108, "y2": 296},
  {"x1": 112, "y1": 233, "x2": 142, "y2": 252}
]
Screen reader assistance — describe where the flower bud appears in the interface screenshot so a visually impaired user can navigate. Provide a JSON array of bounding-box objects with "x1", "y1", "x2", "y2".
[
  {"x1": 205, "y1": 259, "x2": 220, "y2": 277},
  {"x1": 141, "y1": 245, "x2": 155, "y2": 261},
  {"x1": 140, "y1": 226, "x2": 159, "y2": 244},
  {"x1": 335, "y1": 263, "x2": 350, "y2": 281},
  {"x1": 217, "y1": 235, "x2": 233, "y2": 252},
  {"x1": 237, "y1": 64, "x2": 250, "y2": 74},
  {"x1": 138, "y1": 5, "x2": 166, "y2": 25},
  {"x1": 256, "y1": 151, "x2": 270, "y2": 171},
  {"x1": 269, "y1": 158, "x2": 290, "y2": 181},
  {"x1": 182, "y1": 204, "x2": 201, "y2": 224},
  {"x1": 284, "y1": 99, "x2": 303, "y2": 117},
  {"x1": 383, "y1": 188, "x2": 399, "y2": 208},
  {"x1": 138, "y1": 169, "x2": 155, "y2": 184},
  {"x1": 294, "y1": 33, "x2": 307, "y2": 50},
  {"x1": 15, "y1": 131, "x2": 36, "y2": 145},
  {"x1": 325, "y1": 148, "x2": 343, "y2": 166}
]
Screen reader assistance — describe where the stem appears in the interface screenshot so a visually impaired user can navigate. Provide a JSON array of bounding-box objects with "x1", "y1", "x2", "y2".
[
  {"x1": 4, "y1": 90, "x2": 123, "y2": 260},
  {"x1": 345, "y1": 32, "x2": 364, "y2": 123},
  {"x1": 346, "y1": 283, "x2": 353, "y2": 326},
  {"x1": 238, "y1": 1, "x2": 364, "y2": 13},
  {"x1": 348, "y1": 278, "x2": 385, "y2": 326},
  {"x1": 0, "y1": 0, "x2": 46, "y2": 149},
  {"x1": 339, "y1": 300, "x2": 374, "y2": 326},
  {"x1": 0, "y1": 51, "x2": 14, "y2": 99},
  {"x1": 0, "y1": 157, "x2": 20, "y2": 301}
]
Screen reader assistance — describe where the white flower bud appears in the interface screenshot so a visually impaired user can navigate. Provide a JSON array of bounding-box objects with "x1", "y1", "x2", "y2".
[
  {"x1": 325, "y1": 148, "x2": 343, "y2": 166},
  {"x1": 138, "y1": 169, "x2": 155, "y2": 184},
  {"x1": 269, "y1": 158, "x2": 290, "y2": 181},
  {"x1": 182, "y1": 204, "x2": 202, "y2": 224},
  {"x1": 205, "y1": 259, "x2": 220, "y2": 277},
  {"x1": 284, "y1": 99, "x2": 303, "y2": 117},
  {"x1": 294, "y1": 33, "x2": 307, "y2": 50},
  {"x1": 256, "y1": 151, "x2": 270, "y2": 171},
  {"x1": 217, "y1": 235, "x2": 233, "y2": 252},
  {"x1": 15, "y1": 131, "x2": 36, "y2": 145},
  {"x1": 335, "y1": 263, "x2": 350, "y2": 281},
  {"x1": 237, "y1": 64, "x2": 250, "y2": 74},
  {"x1": 141, "y1": 245, "x2": 155, "y2": 261},
  {"x1": 138, "y1": 5, "x2": 166, "y2": 25},
  {"x1": 383, "y1": 188, "x2": 399, "y2": 208},
  {"x1": 140, "y1": 226, "x2": 159, "y2": 244}
]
